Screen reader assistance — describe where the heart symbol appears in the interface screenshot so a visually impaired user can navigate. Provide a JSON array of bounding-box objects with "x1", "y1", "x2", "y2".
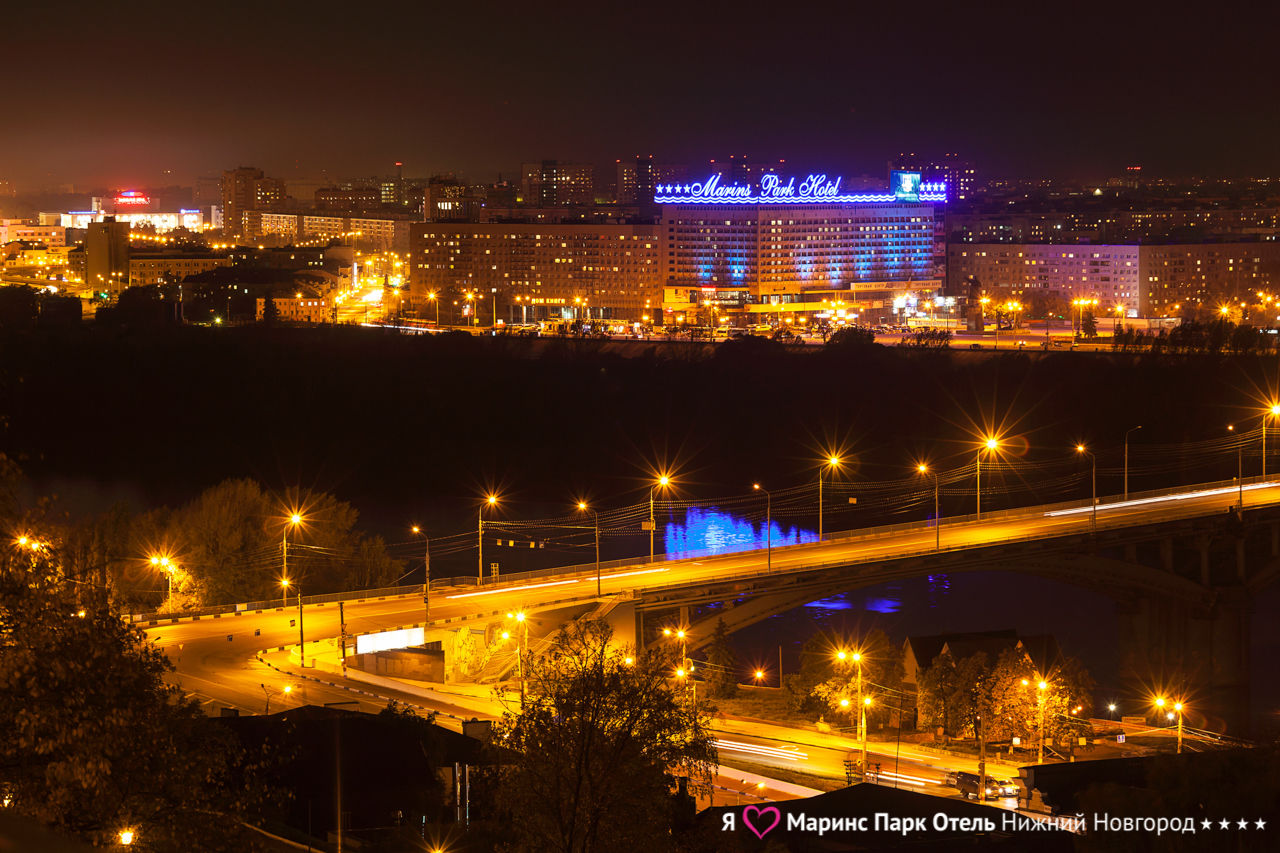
[{"x1": 743, "y1": 804, "x2": 781, "y2": 839}]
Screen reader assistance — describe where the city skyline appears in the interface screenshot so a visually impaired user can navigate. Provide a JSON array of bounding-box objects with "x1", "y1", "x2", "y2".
[{"x1": 2, "y1": 1, "x2": 1277, "y2": 190}]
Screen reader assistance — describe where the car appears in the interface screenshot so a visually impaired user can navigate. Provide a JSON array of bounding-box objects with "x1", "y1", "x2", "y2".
[
  {"x1": 992, "y1": 779, "x2": 1020, "y2": 797},
  {"x1": 953, "y1": 772, "x2": 1010, "y2": 800},
  {"x1": 969, "y1": 343, "x2": 983, "y2": 350}
]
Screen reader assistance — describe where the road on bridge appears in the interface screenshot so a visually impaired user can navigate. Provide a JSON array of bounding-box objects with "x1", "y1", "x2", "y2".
[{"x1": 149, "y1": 477, "x2": 1277, "y2": 792}]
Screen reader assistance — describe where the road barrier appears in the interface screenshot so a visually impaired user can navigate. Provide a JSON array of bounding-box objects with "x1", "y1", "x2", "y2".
[{"x1": 134, "y1": 475, "x2": 1277, "y2": 626}]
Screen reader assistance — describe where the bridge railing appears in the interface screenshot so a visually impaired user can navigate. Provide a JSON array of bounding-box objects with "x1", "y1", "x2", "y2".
[{"x1": 134, "y1": 475, "x2": 1272, "y2": 623}]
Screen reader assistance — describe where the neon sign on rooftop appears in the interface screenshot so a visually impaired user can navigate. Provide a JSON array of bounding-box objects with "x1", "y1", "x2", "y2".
[{"x1": 654, "y1": 172, "x2": 946, "y2": 205}]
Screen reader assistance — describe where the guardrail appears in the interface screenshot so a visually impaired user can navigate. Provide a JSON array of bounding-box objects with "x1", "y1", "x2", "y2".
[{"x1": 133, "y1": 475, "x2": 1276, "y2": 624}]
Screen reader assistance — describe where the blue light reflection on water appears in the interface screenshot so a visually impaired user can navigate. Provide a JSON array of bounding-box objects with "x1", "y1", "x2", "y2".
[{"x1": 664, "y1": 506, "x2": 817, "y2": 560}]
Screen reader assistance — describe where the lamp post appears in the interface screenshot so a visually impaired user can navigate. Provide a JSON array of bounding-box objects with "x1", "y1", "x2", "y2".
[
  {"x1": 509, "y1": 611, "x2": 528, "y2": 706},
  {"x1": 818, "y1": 455, "x2": 841, "y2": 539},
  {"x1": 649, "y1": 475, "x2": 671, "y2": 563},
  {"x1": 427, "y1": 291, "x2": 439, "y2": 326},
  {"x1": 577, "y1": 501, "x2": 601, "y2": 596},
  {"x1": 1075, "y1": 445, "x2": 1097, "y2": 534},
  {"x1": 478, "y1": 495, "x2": 497, "y2": 584},
  {"x1": 1037, "y1": 680, "x2": 1048, "y2": 764},
  {"x1": 412, "y1": 525, "x2": 431, "y2": 623},
  {"x1": 753, "y1": 484, "x2": 772, "y2": 572},
  {"x1": 1155, "y1": 697, "x2": 1184, "y2": 754},
  {"x1": 916, "y1": 464, "x2": 940, "y2": 550},
  {"x1": 149, "y1": 555, "x2": 175, "y2": 605},
  {"x1": 281, "y1": 513, "x2": 301, "y2": 592},
  {"x1": 282, "y1": 579, "x2": 305, "y2": 667},
  {"x1": 1264, "y1": 404, "x2": 1280, "y2": 478},
  {"x1": 1124, "y1": 425, "x2": 1143, "y2": 500},
  {"x1": 861, "y1": 696, "x2": 872, "y2": 780},
  {"x1": 837, "y1": 649, "x2": 866, "y2": 774},
  {"x1": 976, "y1": 437, "x2": 999, "y2": 518},
  {"x1": 1229, "y1": 424, "x2": 1243, "y2": 515}
]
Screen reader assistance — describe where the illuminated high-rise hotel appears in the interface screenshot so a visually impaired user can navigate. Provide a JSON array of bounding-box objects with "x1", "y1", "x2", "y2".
[
  {"x1": 658, "y1": 170, "x2": 945, "y2": 325},
  {"x1": 409, "y1": 169, "x2": 946, "y2": 326}
]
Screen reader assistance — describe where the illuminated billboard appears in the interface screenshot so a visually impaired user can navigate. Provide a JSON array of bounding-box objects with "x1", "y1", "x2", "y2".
[
  {"x1": 891, "y1": 171, "x2": 923, "y2": 202},
  {"x1": 354, "y1": 626, "x2": 425, "y2": 654},
  {"x1": 113, "y1": 191, "x2": 151, "y2": 206},
  {"x1": 656, "y1": 172, "x2": 945, "y2": 204}
]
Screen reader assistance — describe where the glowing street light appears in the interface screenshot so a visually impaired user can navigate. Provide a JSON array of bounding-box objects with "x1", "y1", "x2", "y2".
[
  {"x1": 1124, "y1": 425, "x2": 1143, "y2": 499},
  {"x1": 118, "y1": 829, "x2": 135, "y2": 846},
  {"x1": 577, "y1": 500, "x2": 602, "y2": 596},
  {"x1": 282, "y1": 511, "x2": 303, "y2": 597},
  {"x1": 648, "y1": 474, "x2": 672, "y2": 563},
  {"x1": 818, "y1": 454, "x2": 842, "y2": 539},
  {"x1": 1075, "y1": 444, "x2": 1097, "y2": 533},
  {"x1": 753, "y1": 483, "x2": 772, "y2": 571},
  {"x1": 478, "y1": 494, "x2": 498, "y2": 584},
  {"x1": 1262, "y1": 403, "x2": 1280, "y2": 478},
  {"x1": 150, "y1": 554, "x2": 176, "y2": 604},
  {"x1": 916, "y1": 463, "x2": 940, "y2": 550},
  {"x1": 1155, "y1": 696, "x2": 1185, "y2": 754},
  {"x1": 976, "y1": 436, "x2": 1001, "y2": 518},
  {"x1": 1036, "y1": 679, "x2": 1049, "y2": 764}
]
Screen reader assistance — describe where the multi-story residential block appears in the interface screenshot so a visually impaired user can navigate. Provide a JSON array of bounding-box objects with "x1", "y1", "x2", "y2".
[
  {"x1": 947, "y1": 241, "x2": 1280, "y2": 318},
  {"x1": 520, "y1": 161, "x2": 595, "y2": 206}
]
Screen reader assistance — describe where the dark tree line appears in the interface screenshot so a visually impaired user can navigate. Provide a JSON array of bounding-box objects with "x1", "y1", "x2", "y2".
[{"x1": 1111, "y1": 320, "x2": 1279, "y2": 355}]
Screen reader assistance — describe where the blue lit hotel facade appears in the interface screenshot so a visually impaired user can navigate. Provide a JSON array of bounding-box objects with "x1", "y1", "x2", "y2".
[
  {"x1": 408, "y1": 170, "x2": 945, "y2": 325},
  {"x1": 658, "y1": 171, "x2": 944, "y2": 324}
]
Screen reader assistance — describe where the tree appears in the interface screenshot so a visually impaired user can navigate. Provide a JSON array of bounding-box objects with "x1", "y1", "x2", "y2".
[
  {"x1": 155, "y1": 479, "x2": 402, "y2": 607},
  {"x1": 261, "y1": 291, "x2": 278, "y2": 324},
  {"x1": 916, "y1": 651, "x2": 960, "y2": 741},
  {"x1": 491, "y1": 618, "x2": 716, "y2": 853},
  {"x1": 0, "y1": 541, "x2": 279, "y2": 849},
  {"x1": 1081, "y1": 310, "x2": 1098, "y2": 339},
  {"x1": 825, "y1": 326, "x2": 875, "y2": 347},
  {"x1": 704, "y1": 617, "x2": 740, "y2": 699},
  {"x1": 783, "y1": 632, "x2": 835, "y2": 713},
  {"x1": 811, "y1": 628, "x2": 904, "y2": 731},
  {"x1": 979, "y1": 647, "x2": 1094, "y2": 756}
]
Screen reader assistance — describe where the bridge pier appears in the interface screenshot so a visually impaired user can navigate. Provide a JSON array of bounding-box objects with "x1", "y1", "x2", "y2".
[{"x1": 1116, "y1": 589, "x2": 1252, "y2": 735}]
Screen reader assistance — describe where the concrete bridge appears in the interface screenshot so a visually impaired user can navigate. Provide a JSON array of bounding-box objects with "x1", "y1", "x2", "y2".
[{"x1": 151, "y1": 477, "x2": 1280, "y2": 733}]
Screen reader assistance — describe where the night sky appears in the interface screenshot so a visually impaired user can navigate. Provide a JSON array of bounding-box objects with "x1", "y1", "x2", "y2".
[{"x1": 3, "y1": 0, "x2": 1276, "y2": 189}]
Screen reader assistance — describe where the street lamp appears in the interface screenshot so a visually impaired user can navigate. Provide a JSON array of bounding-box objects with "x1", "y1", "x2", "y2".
[
  {"x1": 1155, "y1": 697, "x2": 1185, "y2": 754},
  {"x1": 649, "y1": 474, "x2": 671, "y2": 563},
  {"x1": 282, "y1": 578, "x2": 305, "y2": 667},
  {"x1": 818, "y1": 455, "x2": 841, "y2": 539},
  {"x1": 1263, "y1": 404, "x2": 1280, "y2": 478},
  {"x1": 1124, "y1": 425, "x2": 1143, "y2": 499},
  {"x1": 577, "y1": 501, "x2": 601, "y2": 596},
  {"x1": 282, "y1": 512, "x2": 302, "y2": 594},
  {"x1": 861, "y1": 695, "x2": 873, "y2": 780},
  {"x1": 1037, "y1": 680, "x2": 1048, "y2": 764},
  {"x1": 118, "y1": 829, "x2": 135, "y2": 846},
  {"x1": 508, "y1": 610, "x2": 528, "y2": 705},
  {"x1": 976, "y1": 437, "x2": 1000, "y2": 518},
  {"x1": 478, "y1": 494, "x2": 498, "y2": 584},
  {"x1": 753, "y1": 483, "x2": 772, "y2": 572},
  {"x1": 916, "y1": 463, "x2": 940, "y2": 550},
  {"x1": 150, "y1": 554, "x2": 175, "y2": 606},
  {"x1": 837, "y1": 649, "x2": 866, "y2": 772},
  {"x1": 1075, "y1": 444, "x2": 1097, "y2": 533},
  {"x1": 427, "y1": 291, "x2": 439, "y2": 326},
  {"x1": 1228, "y1": 424, "x2": 1244, "y2": 514},
  {"x1": 412, "y1": 525, "x2": 431, "y2": 623}
]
